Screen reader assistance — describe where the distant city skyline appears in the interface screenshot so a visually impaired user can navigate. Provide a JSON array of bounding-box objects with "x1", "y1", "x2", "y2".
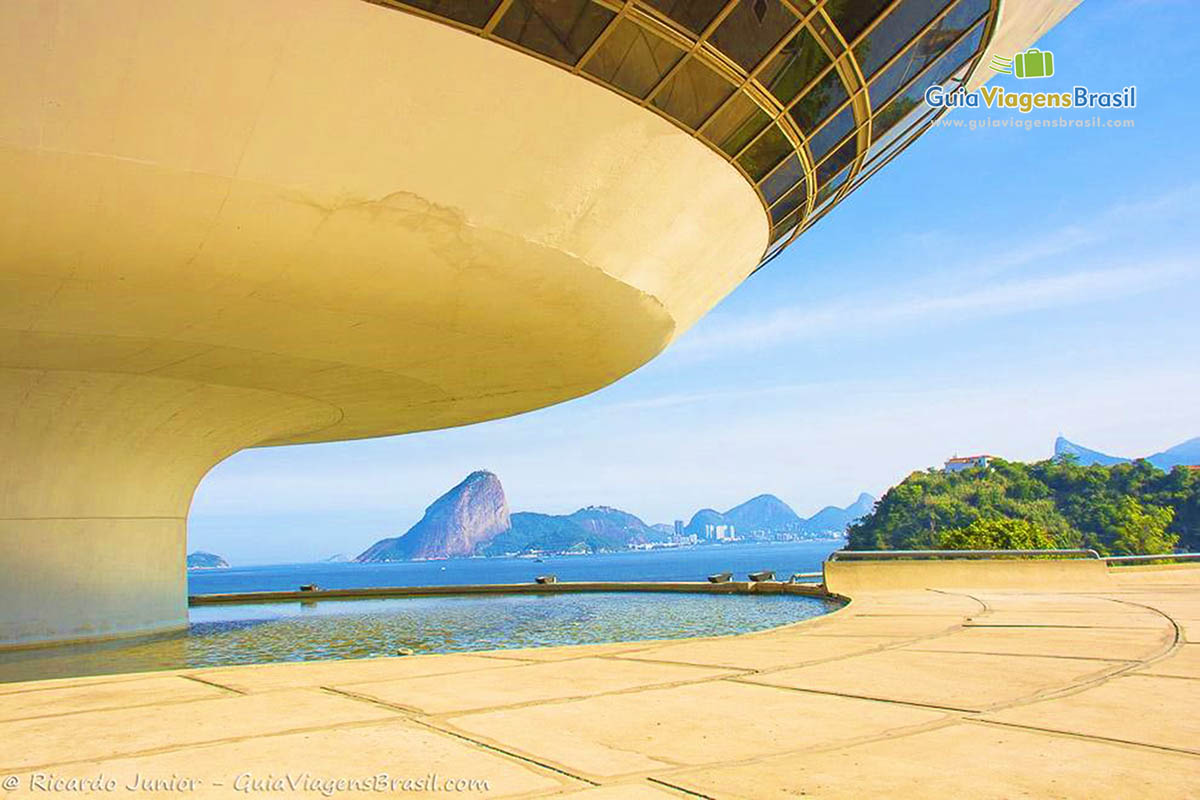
[{"x1": 190, "y1": 0, "x2": 1200, "y2": 563}]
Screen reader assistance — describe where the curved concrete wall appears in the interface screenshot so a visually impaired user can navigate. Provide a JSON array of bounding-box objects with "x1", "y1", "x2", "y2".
[
  {"x1": 0, "y1": 0, "x2": 767, "y2": 647},
  {"x1": 0, "y1": 0, "x2": 767, "y2": 445},
  {"x1": 823, "y1": 559, "x2": 1113, "y2": 594}
]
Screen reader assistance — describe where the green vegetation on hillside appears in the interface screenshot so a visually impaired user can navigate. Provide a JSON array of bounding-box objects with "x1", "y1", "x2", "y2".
[{"x1": 847, "y1": 457, "x2": 1199, "y2": 555}]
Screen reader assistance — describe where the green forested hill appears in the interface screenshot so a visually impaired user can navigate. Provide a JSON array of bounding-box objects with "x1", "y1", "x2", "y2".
[{"x1": 847, "y1": 458, "x2": 1199, "y2": 555}]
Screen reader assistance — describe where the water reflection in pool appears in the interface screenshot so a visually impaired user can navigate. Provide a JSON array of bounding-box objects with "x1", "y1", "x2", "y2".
[{"x1": 0, "y1": 592, "x2": 839, "y2": 683}]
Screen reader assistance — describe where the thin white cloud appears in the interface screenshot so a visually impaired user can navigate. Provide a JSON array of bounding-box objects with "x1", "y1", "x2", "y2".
[
  {"x1": 674, "y1": 261, "x2": 1193, "y2": 360},
  {"x1": 896, "y1": 183, "x2": 1199, "y2": 278},
  {"x1": 606, "y1": 382, "x2": 821, "y2": 411}
]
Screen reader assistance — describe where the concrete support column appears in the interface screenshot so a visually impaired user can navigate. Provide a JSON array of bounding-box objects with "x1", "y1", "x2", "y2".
[{"x1": 0, "y1": 368, "x2": 338, "y2": 648}]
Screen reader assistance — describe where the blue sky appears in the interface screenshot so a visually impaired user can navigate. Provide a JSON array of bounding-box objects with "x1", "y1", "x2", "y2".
[{"x1": 190, "y1": 0, "x2": 1200, "y2": 564}]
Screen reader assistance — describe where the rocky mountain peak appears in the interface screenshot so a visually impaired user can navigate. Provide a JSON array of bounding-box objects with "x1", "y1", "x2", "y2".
[{"x1": 356, "y1": 470, "x2": 510, "y2": 561}]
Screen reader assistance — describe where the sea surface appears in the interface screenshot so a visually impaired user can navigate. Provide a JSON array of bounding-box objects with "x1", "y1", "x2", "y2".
[
  {"x1": 189, "y1": 539, "x2": 845, "y2": 594},
  {"x1": 0, "y1": 541, "x2": 844, "y2": 683}
]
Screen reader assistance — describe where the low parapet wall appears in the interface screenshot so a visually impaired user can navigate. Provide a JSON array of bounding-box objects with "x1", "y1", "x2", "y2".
[
  {"x1": 823, "y1": 558, "x2": 1113, "y2": 594},
  {"x1": 188, "y1": 580, "x2": 828, "y2": 606}
]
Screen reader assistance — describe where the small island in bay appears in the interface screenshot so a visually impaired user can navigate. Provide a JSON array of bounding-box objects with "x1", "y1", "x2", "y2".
[{"x1": 186, "y1": 551, "x2": 230, "y2": 569}]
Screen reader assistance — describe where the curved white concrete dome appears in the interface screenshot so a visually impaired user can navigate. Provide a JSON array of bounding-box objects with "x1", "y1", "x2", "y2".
[
  {"x1": 1, "y1": 0, "x2": 768, "y2": 446},
  {"x1": 0, "y1": 0, "x2": 766, "y2": 647}
]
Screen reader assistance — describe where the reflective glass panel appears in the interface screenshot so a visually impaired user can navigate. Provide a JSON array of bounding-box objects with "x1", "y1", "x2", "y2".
[
  {"x1": 770, "y1": 180, "x2": 807, "y2": 223},
  {"x1": 789, "y1": 68, "x2": 849, "y2": 133},
  {"x1": 866, "y1": 103, "x2": 936, "y2": 171},
  {"x1": 866, "y1": 62, "x2": 968, "y2": 163},
  {"x1": 822, "y1": 0, "x2": 891, "y2": 44},
  {"x1": 703, "y1": 93, "x2": 771, "y2": 156},
  {"x1": 759, "y1": 154, "x2": 803, "y2": 204},
  {"x1": 867, "y1": 0, "x2": 989, "y2": 109},
  {"x1": 398, "y1": 0, "x2": 503, "y2": 28},
  {"x1": 641, "y1": 0, "x2": 728, "y2": 35},
  {"x1": 758, "y1": 28, "x2": 829, "y2": 106},
  {"x1": 652, "y1": 56, "x2": 736, "y2": 129},
  {"x1": 870, "y1": 18, "x2": 984, "y2": 140},
  {"x1": 807, "y1": 103, "x2": 854, "y2": 162},
  {"x1": 494, "y1": 0, "x2": 616, "y2": 65},
  {"x1": 709, "y1": 0, "x2": 799, "y2": 72},
  {"x1": 814, "y1": 163, "x2": 850, "y2": 204},
  {"x1": 853, "y1": 0, "x2": 952, "y2": 79},
  {"x1": 736, "y1": 124, "x2": 792, "y2": 180},
  {"x1": 816, "y1": 137, "x2": 856, "y2": 185},
  {"x1": 583, "y1": 19, "x2": 686, "y2": 98},
  {"x1": 771, "y1": 207, "x2": 802, "y2": 241}
]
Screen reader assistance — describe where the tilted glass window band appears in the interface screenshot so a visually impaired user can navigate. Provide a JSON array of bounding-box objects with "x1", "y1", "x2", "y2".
[
  {"x1": 766, "y1": 68, "x2": 974, "y2": 265},
  {"x1": 760, "y1": 153, "x2": 805, "y2": 204},
  {"x1": 870, "y1": 20, "x2": 985, "y2": 139},
  {"x1": 766, "y1": 57, "x2": 975, "y2": 260},
  {"x1": 376, "y1": 0, "x2": 997, "y2": 264},
  {"x1": 710, "y1": 0, "x2": 801, "y2": 72},
  {"x1": 694, "y1": 1, "x2": 834, "y2": 138},
  {"x1": 824, "y1": 0, "x2": 893, "y2": 43},
  {"x1": 641, "y1": 0, "x2": 729, "y2": 36},
  {"x1": 730, "y1": 0, "x2": 973, "y2": 161},
  {"x1": 756, "y1": 20, "x2": 978, "y2": 220},
  {"x1": 735, "y1": 0, "x2": 985, "y2": 167},
  {"x1": 494, "y1": 0, "x2": 616, "y2": 65},
  {"x1": 866, "y1": 0, "x2": 989, "y2": 109},
  {"x1": 853, "y1": 0, "x2": 954, "y2": 79},
  {"x1": 704, "y1": 93, "x2": 772, "y2": 156},
  {"x1": 770, "y1": 179, "x2": 808, "y2": 223},
  {"x1": 759, "y1": 27, "x2": 830, "y2": 107},
  {"x1": 757, "y1": 9, "x2": 986, "y2": 197},
  {"x1": 398, "y1": 0, "x2": 503, "y2": 28},
  {"x1": 583, "y1": 17, "x2": 686, "y2": 97},
  {"x1": 791, "y1": 64, "x2": 973, "y2": 246},
  {"x1": 738, "y1": 123, "x2": 794, "y2": 181},
  {"x1": 756, "y1": 10, "x2": 982, "y2": 208},
  {"x1": 651, "y1": 56, "x2": 736, "y2": 129},
  {"x1": 865, "y1": 67, "x2": 970, "y2": 167}
]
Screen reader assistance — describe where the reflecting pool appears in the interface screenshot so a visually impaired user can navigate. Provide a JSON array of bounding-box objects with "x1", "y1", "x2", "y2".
[{"x1": 0, "y1": 591, "x2": 838, "y2": 683}]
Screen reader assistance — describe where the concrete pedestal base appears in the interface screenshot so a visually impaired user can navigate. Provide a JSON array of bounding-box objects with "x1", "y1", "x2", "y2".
[{"x1": 0, "y1": 368, "x2": 336, "y2": 648}]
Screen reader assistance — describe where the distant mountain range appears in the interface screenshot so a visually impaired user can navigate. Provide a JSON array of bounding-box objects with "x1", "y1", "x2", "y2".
[
  {"x1": 805, "y1": 493, "x2": 877, "y2": 533},
  {"x1": 356, "y1": 471, "x2": 871, "y2": 562},
  {"x1": 685, "y1": 492, "x2": 875, "y2": 537},
  {"x1": 186, "y1": 551, "x2": 229, "y2": 569},
  {"x1": 1055, "y1": 435, "x2": 1200, "y2": 470}
]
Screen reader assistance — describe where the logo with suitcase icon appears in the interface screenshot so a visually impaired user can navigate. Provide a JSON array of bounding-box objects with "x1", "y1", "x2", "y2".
[{"x1": 989, "y1": 48, "x2": 1055, "y2": 79}]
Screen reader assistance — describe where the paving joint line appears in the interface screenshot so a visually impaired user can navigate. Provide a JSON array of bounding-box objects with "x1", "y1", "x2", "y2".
[
  {"x1": 409, "y1": 717, "x2": 599, "y2": 787},
  {"x1": 901, "y1": 648, "x2": 1141, "y2": 664},
  {"x1": 966, "y1": 717, "x2": 1200, "y2": 757},
  {"x1": 646, "y1": 777, "x2": 717, "y2": 799},
  {"x1": 721, "y1": 678, "x2": 979, "y2": 714},
  {"x1": 318, "y1": 687, "x2": 596, "y2": 787},
  {"x1": 0, "y1": 715, "x2": 413, "y2": 775},
  {"x1": 178, "y1": 673, "x2": 248, "y2": 695}
]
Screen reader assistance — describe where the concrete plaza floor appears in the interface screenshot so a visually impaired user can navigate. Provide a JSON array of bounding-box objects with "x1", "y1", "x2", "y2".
[{"x1": 0, "y1": 566, "x2": 1196, "y2": 798}]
